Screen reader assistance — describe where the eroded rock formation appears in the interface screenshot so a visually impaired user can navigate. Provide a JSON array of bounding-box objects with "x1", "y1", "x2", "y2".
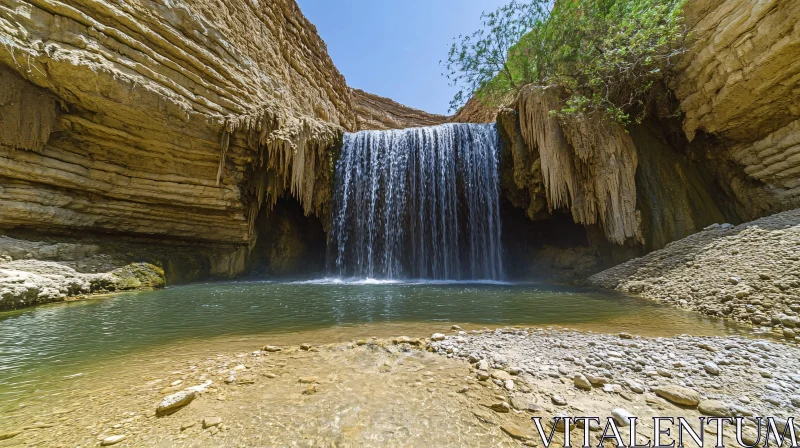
[
  {"x1": 0, "y1": 0, "x2": 360, "y2": 290},
  {"x1": 675, "y1": 0, "x2": 800, "y2": 216},
  {"x1": 351, "y1": 88, "x2": 448, "y2": 130}
]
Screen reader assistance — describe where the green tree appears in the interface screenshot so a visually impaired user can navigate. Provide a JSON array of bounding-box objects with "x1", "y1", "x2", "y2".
[{"x1": 444, "y1": 0, "x2": 688, "y2": 125}]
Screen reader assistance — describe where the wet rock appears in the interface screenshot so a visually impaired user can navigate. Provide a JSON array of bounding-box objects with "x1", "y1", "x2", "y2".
[
  {"x1": 654, "y1": 385, "x2": 700, "y2": 406},
  {"x1": 574, "y1": 373, "x2": 592, "y2": 390},
  {"x1": 619, "y1": 332, "x2": 633, "y2": 339},
  {"x1": 698, "y1": 400, "x2": 730, "y2": 416},
  {"x1": 202, "y1": 417, "x2": 222, "y2": 429},
  {"x1": 0, "y1": 431, "x2": 22, "y2": 441},
  {"x1": 502, "y1": 423, "x2": 536, "y2": 441},
  {"x1": 156, "y1": 390, "x2": 196, "y2": 416},
  {"x1": 611, "y1": 408, "x2": 635, "y2": 426},
  {"x1": 100, "y1": 435, "x2": 126, "y2": 446}
]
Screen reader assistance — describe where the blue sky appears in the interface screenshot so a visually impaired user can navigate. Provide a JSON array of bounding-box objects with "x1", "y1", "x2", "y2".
[{"x1": 296, "y1": 0, "x2": 510, "y2": 116}]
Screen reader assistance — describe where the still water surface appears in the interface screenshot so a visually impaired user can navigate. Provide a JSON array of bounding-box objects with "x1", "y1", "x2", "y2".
[{"x1": 0, "y1": 279, "x2": 742, "y2": 407}]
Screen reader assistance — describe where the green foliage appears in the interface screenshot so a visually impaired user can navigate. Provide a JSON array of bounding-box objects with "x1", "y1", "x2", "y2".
[{"x1": 444, "y1": 0, "x2": 688, "y2": 124}]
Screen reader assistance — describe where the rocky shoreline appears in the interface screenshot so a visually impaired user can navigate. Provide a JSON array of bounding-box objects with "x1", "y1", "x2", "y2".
[
  {"x1": 4, "y1": 326, "x2": 799, "y2": 446},
  {"x1": 589, "y1": 209, "x2": 800, "y2": 337}
]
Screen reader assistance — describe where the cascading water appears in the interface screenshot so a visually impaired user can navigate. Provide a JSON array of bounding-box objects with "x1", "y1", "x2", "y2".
[{"x1": 328, "y1": 123, "x2": 504, "y2": 280}]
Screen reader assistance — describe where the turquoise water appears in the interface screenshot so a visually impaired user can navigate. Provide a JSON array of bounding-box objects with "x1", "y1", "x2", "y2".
[{"x1": 0, "y1": 279, "x2": 738, "y2": 406}]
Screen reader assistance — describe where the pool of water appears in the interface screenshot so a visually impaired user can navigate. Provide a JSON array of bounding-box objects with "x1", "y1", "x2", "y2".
[{"x1": 0, "y1": 279, "x2": 742, "y2": 408}]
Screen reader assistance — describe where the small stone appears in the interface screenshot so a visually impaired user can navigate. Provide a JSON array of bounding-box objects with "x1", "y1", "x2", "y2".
[
  {"x1": 654, "y1": 385, "x2": 701, "y2": 406},
  {"x1": 457, "y1": 386, "x2": 470, "y2": 393},
  {"x1": 703, "y1": 361, "x2": 720, "y2": 375},
  {"x1": 489, "y1": 402, "x2": 511, "y2": 413},
  {"x1": 476, "y1": 370, "x2": 490, "y2": 381},
  {"x1": 264, "y1": 373, "x2": 277, "y2": 379},
  {"x1": 302, "y1": 385, "x2": 318, "y2": 395},
  {"x1": 298, "y1": 376, "x2": 318, "y2": 384},
  {"x1": 202, "y1": 417, "x2": 222, "y2": 429},
  {"x1": 156, "y1": 390, "x2": 196, "y2": 416},
  {"x1": 619, "y1": 332, "x2": 633, "y2": 339},
  {"x1": 790, "y1": 395, "x2": 800, "y2": 408},
  {"x1": 504, "y1": 379, "x2": 515, "y2": 391},
  {"x1": 300, "y1": 343, "x2": 312, "y2": 350},
  {"x1": 574, "y1": 374, "x2": 592, "y2": 390},
  {"x1": 611, "y1": 408, "x2": 635, "y2": 426},
  {"x1": 263, "y1": 346, "x2": 281, "y2": 352},
  {"x1": 657, "y1": 368, "x2": 673, "y2": 378},
  {"x1": 180, "y1": 422, "x2": 196, "y2": 431},
  {"x1": 759, "y1": 370, "x2": 773, "y2": 379},
  {"x1": 698, "y1": 400, "x2": 730, "y2": 417},
  {"x1": 626, "y1": 379, "x2": 645, "y2": 394},
  {"x1": 431, "y1": 333, "x2": 446, "y2": 341},
  {"x1": 101, "y1": 435, "x2": 126, "y2": 446},
  {"x1": 491, "y1": 370, "x2": 512, "y2": 381},
  {"x1": 551, "y1": 394, "x2": 567, "y2": 406},
  {"x1": 451, "y1": 325, "x2": 463, "y2": 331},
  {"x1": 784, "y1": 328, "x2": 796, "y2": 339}
]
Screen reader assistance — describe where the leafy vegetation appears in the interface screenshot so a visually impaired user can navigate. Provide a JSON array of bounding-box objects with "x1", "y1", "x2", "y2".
[{"x1": 444, "y1": 0, "x2": 688, "y2": 125}]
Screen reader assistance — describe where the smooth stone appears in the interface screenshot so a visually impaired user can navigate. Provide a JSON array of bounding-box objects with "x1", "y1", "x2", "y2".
[
  {"x1": 703, "y1": 361, "x2": 721, "y2": 375},
  {"x1": 654, "y1": 385, "x2": 701, "y2": 406},
  {"x1": 489, "y1": 402, "x2": 511, "y2": 413},
  {"x1": 180, "y1": 422, "x2": 196, "y2": 431},
  {"x1": 300, "y1": 343, "x2": 312, "y2": 350},
  {"x1": 476, "y1": 370, "x2": 490, "y2": 381},
  {"x1": 298, "y1": 377, "x2": 318, "y2": 384},
  {"x1": 202, "y1": 417, "x2": 222, "y2": 429},
  {"x1": 431, "y1": 333, "x2": 446, "y2": 341},
  {"x1": 156, "y1": 390, "x2": 196, "y2": 416},
  {"x1": 619, "y1": 332, "x2": 633, "y2": 339},
  {"x1": 263, "y1": 346, "x2": 281, "y2": 352},
  {"x1": 790, "y1": 395, "x2": 800, "y2": 407},
  {"x1": 504, "y1": 379, "x2": 515, "y2": 390},
  {"x1": 698, "y1": 400, "x2": 730, "y2": 416},
  {"x1": 491, "y1": 370, "x2": 512, "y2": 381},
  {"x1": 101, "y1": 435, "x2": 126, "y2": 446},
  {"x1": 611, "y1": 408, "x2": 635, "y2": 426},
  {"x1": 627, "y1": 379, "x2": 645, "y2": 394},
  {"x1": 574, "y1": 374, "x2": 592, "y2": 390},
  {"x1": 551, "y1": 394, "x2": 567, "y2": 406}
]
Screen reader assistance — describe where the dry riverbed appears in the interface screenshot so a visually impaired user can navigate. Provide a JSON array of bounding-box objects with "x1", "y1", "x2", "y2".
[{"x1": 1, "y1": 327, "x2": 799, "y2": 447}]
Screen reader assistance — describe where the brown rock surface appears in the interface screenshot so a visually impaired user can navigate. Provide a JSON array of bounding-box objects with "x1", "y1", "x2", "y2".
[
  {"x1": 0, "y1": 0, "x2": 356, "y2": 248},
  {"x1": 351, "y1": 88, "x2": 447, "y2": 130}
]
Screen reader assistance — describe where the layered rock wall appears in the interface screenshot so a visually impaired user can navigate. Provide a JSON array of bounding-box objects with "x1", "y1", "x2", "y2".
[
  {"x1": 676, "y1": 0, "x2": 800, "y2": 214},
  {"x1": 351, "y1": 88, "x2": 447, "y2": 130},
  {"x1": 0, "y1": 0, "x2": 355, "y2": 250}
]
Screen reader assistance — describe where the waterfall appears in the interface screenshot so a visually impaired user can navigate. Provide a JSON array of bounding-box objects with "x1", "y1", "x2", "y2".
[{"x1": 329, "y1": 123, "x2": 504, "y2": 280}]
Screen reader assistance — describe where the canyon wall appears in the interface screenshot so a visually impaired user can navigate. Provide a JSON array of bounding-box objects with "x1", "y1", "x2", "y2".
[
  {"x1": 351, "y1": 88, "x2": 447, "y2": 130},
  {"x1": 0, "y1": 0, "x2": 357, "y2": 280}
]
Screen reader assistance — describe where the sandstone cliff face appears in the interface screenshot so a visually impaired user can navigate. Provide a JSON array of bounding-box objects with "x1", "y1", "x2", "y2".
[
  {"x1": 676, "y1": 0, "x2": 800, "y2": 215},
  {"x1": 351, "y1": 88, "x2": 447, "y2": 130},
  {"x1": 0, "y1": 0, "x2": 355, "y2": 252}
]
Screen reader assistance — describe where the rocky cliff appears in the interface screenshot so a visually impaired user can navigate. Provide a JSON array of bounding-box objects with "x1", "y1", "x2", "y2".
[
  {"x1": 351, "y1": 88, "x2": 447, "y2": 130},
  {"x1": 0, "y1": 0, "x2": 359, "y2": 285}
]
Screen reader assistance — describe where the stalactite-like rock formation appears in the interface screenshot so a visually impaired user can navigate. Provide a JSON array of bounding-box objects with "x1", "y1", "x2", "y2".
[
  {"x1": 0, "y1": 0, "x2": 355, "y2": 257},
  {"x1": 517, "y1": 87, "x2": 642, "y2": 245}
]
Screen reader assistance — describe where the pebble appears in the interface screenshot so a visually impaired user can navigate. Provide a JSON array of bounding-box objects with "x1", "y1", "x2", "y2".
[
  {"x1": 626, "y1": 379, "x2": 645, "y2": 394},
  {"x1": 202, "y1": 417, "x2": 222, "y2": 429},
  {"x1": 698, "y1": 400, "x2": 730, "y2": 417},
  {"x1": 300, "y1": 343, "x2": 312, "y2": 351},
  {"x1": 156, "y1": 390, "x2": 196, "y2": 416},
  {"x1": 611, "y1": 408, "x2": 635, "y2": 426},
  {"x1": 551, "y1": 394, "x2": 567, "y2": 406},
  {"x1": 504, "y1": 380, "x2": 514, "y2": 391},
  {"x1": 431, "y1": 333, "x2": 446, "y2": 341},
  {"x1": 574, "y1": 374, "x2": 592, "y2": 390},
  {"x1": 263, "y1": 346, "x2": 281, "y2": 352},
  {"x1": 703, "y1": 361, "x2": 720, "y2": 375},
  {"x1": 100, "y1": 435, "x2": 126, "y2": 446},
  {"x1": 654, "y1": 385, "x2": 700, "y2": 406}
]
